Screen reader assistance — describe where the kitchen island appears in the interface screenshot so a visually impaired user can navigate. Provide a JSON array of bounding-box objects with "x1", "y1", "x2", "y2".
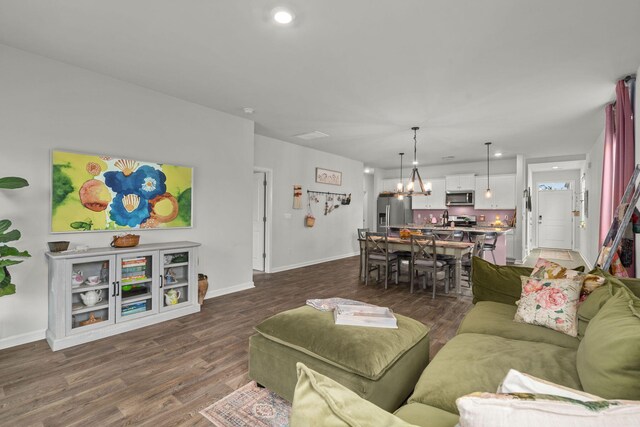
[{"x1": 388, "y1": 225, "x2": 513, "y2": 265}]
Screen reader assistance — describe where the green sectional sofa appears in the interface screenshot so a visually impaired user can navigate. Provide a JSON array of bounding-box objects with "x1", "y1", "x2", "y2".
[{"x1": 290, "y1": 258, "x2": 640, "y2": 426}]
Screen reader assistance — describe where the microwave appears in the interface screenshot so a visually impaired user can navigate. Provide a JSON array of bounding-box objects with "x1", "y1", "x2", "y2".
[{"x1": 446, "y1": 191, "x2": 474, "y2": 206}]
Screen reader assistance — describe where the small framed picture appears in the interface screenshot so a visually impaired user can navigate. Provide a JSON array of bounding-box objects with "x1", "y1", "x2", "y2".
[{"x1": 315, "y1": 168, "x2": 342, "y2": 186}]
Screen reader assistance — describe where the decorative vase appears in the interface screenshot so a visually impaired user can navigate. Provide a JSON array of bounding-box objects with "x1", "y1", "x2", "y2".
[{"x1": 198, "y1": 273, "x2": 208, "y2": 305}]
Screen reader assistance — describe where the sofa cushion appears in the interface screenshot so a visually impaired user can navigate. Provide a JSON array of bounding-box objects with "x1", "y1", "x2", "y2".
[
  {"x1": 472, "y1": 257, "x2": 585, "y2": 306},
  {"x1": 577, "y1": 288, "x2": 640, "y2": 400},
  {"x1": 393, "y1": 403, "x2": 459, "y2": 427},
  {"x1": 457, "y1": 301, "x2": 579, "y2": 349},
  {"x1": 471, "y1": 257, "x2": 534, "y2": 305},
  {"x1": 254, "y1": 305, "x2": 429, "y2": 381},
  {"x1": 456, "y1": 392, "x2": 640, "y2": 427},
  {"x1": 408, "y1": 333, "x2": 581, "y2": 414},
  {"x1": 619, "y1": 277, "x2": 640, "y2": 298},
  {"x1": 577, "y1": 270, "x2": 631, "y2": 337},
  {"x1": 514, "y1": 276, "x2": 582, "y2": 337},
  {"x1": 290, "y1": 363, "x2": 419, "y2": 427}
]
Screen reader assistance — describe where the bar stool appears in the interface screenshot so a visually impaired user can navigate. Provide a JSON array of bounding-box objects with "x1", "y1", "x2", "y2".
[{"x1": 482, "y1": 232, "x2": 498, "y2": 264}]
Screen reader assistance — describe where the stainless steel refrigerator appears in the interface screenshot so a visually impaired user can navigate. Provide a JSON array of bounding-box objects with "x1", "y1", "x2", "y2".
[{"x1": 377, "y1": 195, "x2": 412, "y2": 232}]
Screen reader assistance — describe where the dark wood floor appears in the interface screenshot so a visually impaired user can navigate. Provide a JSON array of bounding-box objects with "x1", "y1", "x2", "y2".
[{"x1": 0, "y1": 256, "x2": 472, "y2": 426}]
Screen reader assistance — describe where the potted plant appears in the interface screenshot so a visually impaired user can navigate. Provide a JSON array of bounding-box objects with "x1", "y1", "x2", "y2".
[{"x1": 0, "y1": 177, "x2": 31, "y2": 297}]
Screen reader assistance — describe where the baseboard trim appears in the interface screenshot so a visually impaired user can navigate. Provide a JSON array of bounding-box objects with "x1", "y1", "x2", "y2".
[
  {"x1": 0, "y1": 329, "x2": 46, "y2": 350},
  {"x1": 205, "y1": 281, "x2": 255, "y2": 300},
  {"x1": 271, "y1": 252, "x2": 359, "y2": 273},
  {"x1": 578, "y1": 251, "x2": 593, "y2": 270}
]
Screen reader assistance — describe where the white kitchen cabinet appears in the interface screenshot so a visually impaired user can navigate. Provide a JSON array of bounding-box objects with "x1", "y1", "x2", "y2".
[
  {"x1": 474, "y1": 174, "x2": 516, "y2": 209},
  {"x1": 445, "y1": 174, "x2": 475, "y2": 191},
  {"x1": 382, "y1": 178, "x2": 402, "y2": 192},
  {"x1": 411, "y1": 178, "x2": 445, "y2": 209},
  {"x1": 46, "y1": 241, "x2": 200, "y2": 351}
]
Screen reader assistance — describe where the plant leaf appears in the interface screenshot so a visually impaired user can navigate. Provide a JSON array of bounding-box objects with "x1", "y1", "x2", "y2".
[
  {"x1": 0, "y1": 230, "x2": 20, "y2": 243},
  {"x1": 0, "y1": 283, "x2": 16, "y2": 297},
  {"x1": 0, "y1": 220, "x2": 10, "y2": 233},
  {"x1": 0, "y1": 246, "x2": 30, "y2": 258},
  {"x1": 0, "y1": 259, "x2": 23, "y2": 268},
  {"x1": 0, "y1": 268, "x2": 5, "y2": 283},
  {"x1": 0, "y1": 177, "x2": 29, "y2": 189}
]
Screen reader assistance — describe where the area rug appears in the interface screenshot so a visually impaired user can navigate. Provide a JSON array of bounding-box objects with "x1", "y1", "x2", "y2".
[
  {"x1": 200, "y1": 381, "x2": 291, "y2": 426},
  {"x1": 539, "y1": 249, "x2": 573, "y2": 261}
]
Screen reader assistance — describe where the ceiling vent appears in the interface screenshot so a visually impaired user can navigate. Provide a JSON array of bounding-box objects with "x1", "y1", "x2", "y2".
[
  {"x1": 442, "y1": 156, "x2": 455, "y2": 161},
  {"x1": 294, "y1": 131, "x2": 330, "y2": 140}
]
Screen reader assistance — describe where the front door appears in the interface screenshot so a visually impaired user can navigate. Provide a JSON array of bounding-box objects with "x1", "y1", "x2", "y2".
[
  {"x1": 537, "y1": 190, "x2": 573, "y2": 249},
  {"x1": 252, "y1": 172, "x2": 266, "y2": 271}
]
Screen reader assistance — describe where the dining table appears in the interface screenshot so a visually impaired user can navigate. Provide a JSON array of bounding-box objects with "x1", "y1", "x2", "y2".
[{"x1": 359, "y1": 237, "x2": 474, "y2": 294}]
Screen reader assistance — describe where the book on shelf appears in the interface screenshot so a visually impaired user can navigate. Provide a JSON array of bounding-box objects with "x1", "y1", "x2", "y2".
[
  {"x1": 333, "y1": 304, "x2": 398, "y2": 329},
  {"x1": 122, "y1": 301, "x2": 147, "y2": 315}
]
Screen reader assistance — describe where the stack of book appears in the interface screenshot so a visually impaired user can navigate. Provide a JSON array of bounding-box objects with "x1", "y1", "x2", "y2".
[
  {"x1": 121, "y1": 257, "x2": 147, "y2": 282},
  {"x1": 333, "y1": 305, "x2": 398, "y2": 329},
  {"x1": 122, "y1": 301, "x2": 147, "y2": 316}
]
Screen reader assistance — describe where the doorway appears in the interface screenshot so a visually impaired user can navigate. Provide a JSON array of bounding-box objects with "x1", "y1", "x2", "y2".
[
  {"x1": 536, "y1": 183, "x2": 573, "y2": 249},
  {"x1": 252, "y1": 172, "x2": 266, "y2": 271}
]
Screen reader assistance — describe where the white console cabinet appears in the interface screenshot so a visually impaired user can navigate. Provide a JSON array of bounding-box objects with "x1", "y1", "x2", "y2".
[{"x1": 46, "y1": 241, "x2": 200, "y2": 351}]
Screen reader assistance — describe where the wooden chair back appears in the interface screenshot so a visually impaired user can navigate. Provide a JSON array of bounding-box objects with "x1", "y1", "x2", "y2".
[
  {"x1": 365, "y1": 232, "x2": 391, "y2": 260},
  {"x1": 472, "y1": 234, "x2": 485, "y2": 258},
  {"x1": 357, "y1": 228, "x2": 369, "y2": 240},
  {"x1": 411, "y1": 234, "x2": 438, "y2": 266}
]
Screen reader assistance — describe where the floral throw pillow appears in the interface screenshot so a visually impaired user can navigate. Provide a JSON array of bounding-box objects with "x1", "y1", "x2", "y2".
[
  {"x1": 530, "y1": 258, "x2": 605, "y2": 302},
  {"x1": 514, "y1": 276, "x2": 582, "y2": 336}
]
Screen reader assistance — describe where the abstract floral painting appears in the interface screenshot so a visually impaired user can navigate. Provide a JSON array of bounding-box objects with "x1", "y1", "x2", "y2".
[{"x1": 52, "y1": 151, "x2": 193, "y2": 232}]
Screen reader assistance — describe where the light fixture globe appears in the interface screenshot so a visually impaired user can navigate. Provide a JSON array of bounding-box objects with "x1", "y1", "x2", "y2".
[{"x1": 272, "y1": 7, "x2": 294, "y2": 24}]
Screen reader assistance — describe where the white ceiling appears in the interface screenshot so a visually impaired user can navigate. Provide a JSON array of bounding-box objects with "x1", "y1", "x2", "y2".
[{"x1": 0, "y1": 0, "x2": 638, "y2": 169}]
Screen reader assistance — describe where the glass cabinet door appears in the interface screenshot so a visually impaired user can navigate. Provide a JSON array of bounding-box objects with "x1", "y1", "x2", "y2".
[
  {"x1": 116, "y1": 251, "x2": 159, "y2": 322},
  {"x1": 67, "y1": 255, "x2": 116, "y2": 335},
  {"x1": 159, "y1": 249, "x2": 192, "y2": 312}
]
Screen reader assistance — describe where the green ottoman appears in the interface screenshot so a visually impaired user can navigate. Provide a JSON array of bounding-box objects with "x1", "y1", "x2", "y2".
[{"x1": 248, "y1": 306, "x2": 430, "y2": 412}]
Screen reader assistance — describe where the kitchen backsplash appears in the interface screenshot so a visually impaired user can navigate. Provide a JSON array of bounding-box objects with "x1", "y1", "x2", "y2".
[{"x1": 413, "y1": 207, "x2": 516, "y2": 226}]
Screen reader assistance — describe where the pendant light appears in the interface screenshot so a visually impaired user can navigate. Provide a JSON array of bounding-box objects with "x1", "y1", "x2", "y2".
[
  {"x1": 396, "y1": 152, "x2": 405, "y2": 200},
  {"x1": 405, "y1": 127, "x2": 432, "y2": 195},
  {"x1": 485, "y1": 142, "x2": 492, "y2": 198}
]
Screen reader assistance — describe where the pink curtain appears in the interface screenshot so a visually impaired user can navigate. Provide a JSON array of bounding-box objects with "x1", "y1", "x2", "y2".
[
  {"x1": 599, "y1": 80, "x2": 636, "y2": 274},
  {"x1": 599, "y1": 104, "x2": 615, "y2": 246}
]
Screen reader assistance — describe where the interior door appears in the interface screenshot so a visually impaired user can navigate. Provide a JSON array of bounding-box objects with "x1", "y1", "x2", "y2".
[
  {"x1": 253, "y1": 172, "x2": 266, "y2": 271},
  {"x1": 537, "y1": 190, "x2": 573, "y2": 249}
]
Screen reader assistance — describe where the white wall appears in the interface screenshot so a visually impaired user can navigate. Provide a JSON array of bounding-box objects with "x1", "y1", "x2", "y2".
[
  {"x1": 254, "y1": 135, "x2": 363, "y2": 272},
  {"x1": 0, "y1": 45, "x2": 255, "y2": 348},
  {"x1": 363, "y1": 173, "x2": 375, "y2": 230},
  {"x1": 580, "y1": 130, "x2": 605, "y2": 267}
]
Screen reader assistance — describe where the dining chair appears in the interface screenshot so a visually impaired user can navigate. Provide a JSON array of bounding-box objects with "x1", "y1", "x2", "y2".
[
  {"x1": 357, "y1": 228, "x2": 369, "y2": 280},
  {"x1": 410, "y1": 235, "x2": 449, "y2": 298},
  {"x1": 462, "y1": 234, "x2": 485, "y2": 286},
  {"x1": 364, "y1": 232, "x2": 399, "y2": 289}
]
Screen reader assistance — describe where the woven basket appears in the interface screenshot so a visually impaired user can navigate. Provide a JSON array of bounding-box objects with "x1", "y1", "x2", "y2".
[
  {"x1": 305, "y1": 215, "x2": 316, "y2": 227},
  {"x1": 111, "y1": 234, "x2": 140, "y2": 248}
]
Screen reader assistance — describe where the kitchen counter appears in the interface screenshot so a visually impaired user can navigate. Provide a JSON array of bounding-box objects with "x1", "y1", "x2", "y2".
[
  {"x1": 387, "y1": 225, "x2": 513, "y2": 264},
  {"x1": 389, "y1": 225, "x2": 513, "y2": 234}
]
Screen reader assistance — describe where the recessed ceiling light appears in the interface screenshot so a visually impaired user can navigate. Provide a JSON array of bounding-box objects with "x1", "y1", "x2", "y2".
[
  {"x1": 272, "y1": 7, "x2": 294, "y2": 24},
  {"x1": 364, "y1": 168, "x2": 370, "y2": 174},
  {"x1": 294, "y1": 131, "x2": 329, "y2": 140},
  {"x1": 552, "y1": 166, "x2": 559, "y2": 169},
  {"x1": 494, "y1": 152, "x2": 502, "y2": 157},
  {"x1": 242, "y1": 107, "x2": 255, "y2": 114}
]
